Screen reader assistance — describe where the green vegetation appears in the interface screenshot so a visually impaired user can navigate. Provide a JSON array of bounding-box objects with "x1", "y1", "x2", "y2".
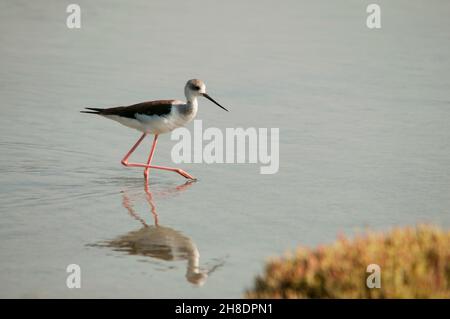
[{"x1": 246, "y1": 225, "x2": 449, "y2": 298}]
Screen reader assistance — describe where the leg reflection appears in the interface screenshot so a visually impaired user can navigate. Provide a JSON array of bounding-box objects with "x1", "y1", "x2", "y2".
[{"x1": 102, "y1": 181, "x2": 224, "y2": 286}]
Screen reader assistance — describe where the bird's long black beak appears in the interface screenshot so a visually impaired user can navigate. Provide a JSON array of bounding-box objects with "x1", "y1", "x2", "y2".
[{"x1": 202, "y1": 93, "x2": 229, "y2": 112}]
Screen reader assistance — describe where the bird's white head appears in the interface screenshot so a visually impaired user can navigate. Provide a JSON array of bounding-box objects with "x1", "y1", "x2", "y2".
[
  {"x1": 184, "y1": 79, "x2": 229, "y2": 112},
  {"x1": 185, "y1": 79, "x2": 206, "y2": 100}
]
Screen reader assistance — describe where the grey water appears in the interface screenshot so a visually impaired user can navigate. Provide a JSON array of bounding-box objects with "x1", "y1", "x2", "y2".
[{"x1": 0, "y1": 0, "x2": 449, "y2": 298}]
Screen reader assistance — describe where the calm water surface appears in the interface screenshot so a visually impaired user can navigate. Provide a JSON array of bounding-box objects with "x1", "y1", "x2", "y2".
[{"x1": 0, "y1": 0, "x2": 449, "y2": 298}]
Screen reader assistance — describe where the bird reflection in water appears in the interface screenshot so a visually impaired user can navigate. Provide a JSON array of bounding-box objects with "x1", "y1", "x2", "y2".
[{"x1": 99, "y1": 182, "x2": 224, "y2": 286}]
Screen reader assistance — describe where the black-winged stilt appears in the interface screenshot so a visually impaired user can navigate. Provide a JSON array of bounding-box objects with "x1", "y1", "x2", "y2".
[{"x1": 81, "y1": 79, "x2": 228, "y2": 182}]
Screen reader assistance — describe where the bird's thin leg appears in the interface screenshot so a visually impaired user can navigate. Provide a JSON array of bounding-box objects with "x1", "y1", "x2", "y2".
[
  {"x1": 121, "y1": 133, "x2": 147, "y2": 166},
  {"x1": 144, "y1": 134, "x2": 159, "y2": 180},
  {"x1": 121, "y1": 133, "x2": 196, "y2": 180},
  {"x1": 142, "y1": 134, "x2": 195, "y2": 181},
  {"x1": 146, "y1": 164, "x2": 196, "y2": 180}
]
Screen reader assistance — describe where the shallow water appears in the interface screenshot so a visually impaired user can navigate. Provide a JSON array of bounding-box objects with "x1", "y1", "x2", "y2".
[{"x1": 0, "y1": 0, "x2": 449, "y2": 298}]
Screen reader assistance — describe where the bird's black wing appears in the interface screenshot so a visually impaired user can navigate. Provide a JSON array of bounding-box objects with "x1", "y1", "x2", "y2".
[{"x1": 82, "y1": 100, "x2": 175, "y2": 118}]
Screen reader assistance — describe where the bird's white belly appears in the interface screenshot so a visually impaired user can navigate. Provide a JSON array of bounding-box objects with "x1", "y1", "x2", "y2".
[
  {"x1": 104, "y1": 115, "x2": 143, "y2": 131},
  {"x1": 104, "y1": 110, "x2": 194, "y2": 134},
  {"x1": 137, "y1": 113, "x2": 183, "y2": 134}
]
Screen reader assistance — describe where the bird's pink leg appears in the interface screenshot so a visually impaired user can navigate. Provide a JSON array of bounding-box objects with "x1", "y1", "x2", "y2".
[
  {"x1": 144, "y1": 134, "x2": 196, "y2": 179},
  {"x1": 121, "y1": 133, "x2": 147, "y2": 166},
  {"x1": 147, "y1": 164, "x2": 196, "y2": 180},
  {"x1": 121, "y1": 133, "x2": 196, "y2": 180},
  {"x1": 143, "y1": 134, "x2": 158, "y2": 180}
]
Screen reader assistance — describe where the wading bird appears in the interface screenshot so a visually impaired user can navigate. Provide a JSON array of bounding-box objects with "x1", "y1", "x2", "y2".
[{"x1": 81, "y1": 79, "x2": 228, "y2": 181}]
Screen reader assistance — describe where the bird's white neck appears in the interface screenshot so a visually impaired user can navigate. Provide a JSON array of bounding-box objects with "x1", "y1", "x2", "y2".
[
  {"x1": 176, "y1": 97, "x2": 198, "y2": 119},
  {"x1": 187, "y1": 97, "x2": 198, "y2": 114},
  {"x1": 187, "y1": 96, "x2": 198, "y2": 107}
]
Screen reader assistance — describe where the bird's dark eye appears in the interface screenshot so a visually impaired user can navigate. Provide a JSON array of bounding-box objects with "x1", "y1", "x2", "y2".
[{"x1": 191, "y1": 84, "x2": 201, "y2": 91}]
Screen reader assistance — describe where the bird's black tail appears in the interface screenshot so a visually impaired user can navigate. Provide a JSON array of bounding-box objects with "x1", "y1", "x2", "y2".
[{"x1": 80, "y1": 107, "x2": 104, "y2": 114}]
